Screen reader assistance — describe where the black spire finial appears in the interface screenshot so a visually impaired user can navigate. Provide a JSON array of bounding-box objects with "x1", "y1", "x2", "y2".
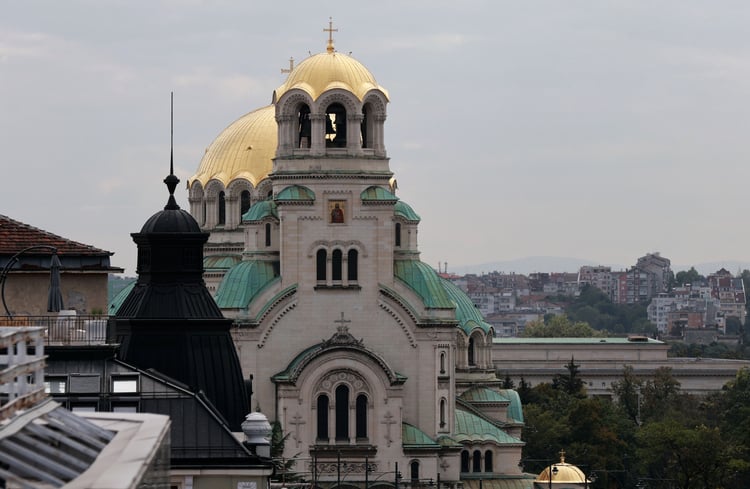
[{"x1": 164, "y1": 91, "x2": 180, "y2": 210}]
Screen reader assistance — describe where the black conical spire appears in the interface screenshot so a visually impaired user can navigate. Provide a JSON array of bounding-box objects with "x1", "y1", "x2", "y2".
[{"x1": 164, "y1": 91, "x2": 180, "y2": 210}]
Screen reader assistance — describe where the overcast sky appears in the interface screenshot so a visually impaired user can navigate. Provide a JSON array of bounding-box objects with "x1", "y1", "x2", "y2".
[{"x1": 3, "y1": 1, "x2": 750, "y2": 276}]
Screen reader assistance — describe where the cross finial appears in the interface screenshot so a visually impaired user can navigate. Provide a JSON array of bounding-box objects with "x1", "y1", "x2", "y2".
[
  {"x1": 334, "y1": 312, "x2": 351, "y2": 334},
  {"x1": 281, "y1": 57, "x2": 294, "y2": 74},
  {"x1": 324, "y1": 17, "x2": 338, "y2": 53},
  {"x1": 559, "y1": 449, "x2": 566, "y2": 463}
]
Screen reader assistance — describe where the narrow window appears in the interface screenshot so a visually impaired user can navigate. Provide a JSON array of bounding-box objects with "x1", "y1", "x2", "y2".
[
  {"x1": 440, "y1": 352, "x2": 446, "y2": 374},
  {"x1": 361, "y1": 104, "x2": 371, "y2": 148},
  {"x1": 335, "y1": 384, "x2": 349, "y2": 440},
  {"x1": 439, "y1": 398, "x2": 446, "y2": 428},
  {"x1": 218, "y1": 191, "x2": 226, "y2": 225},
  {"x1": 461, "y1": 451, "x2": 470, "y2": 473},
  {"x1": 355, "y1": 394, "x2": 368, "y2": 439},
  {"x1": 410, "y1": 461, "x2": 419, "y2": 482},
  {"x1": 298, "y1": 104, "x2": 311, "y2": 148},
  {"x1": 395, "y1": 223, "x2": 401, "y2": 247},
  {"x1": 241, "y1": 190, "x2": 252, "y2": 216},
  {"x1": 332, "y1": 249, "x2": 343, "y2": 281},
  {"x1": 347, "y1": 249, "x2": 358, "y2": 281},
  {"x1": 316, "y1": 249, "x2": 327, "y2": 281},
  {"x1": 265, "y1": 223, "x2": 271, "y2": 247},
  {"x1": 317, "y1": 395, "x2": 329, "y2": 441},
  {"x1": 472, "y1": 450, "x2": 482, "y2": 472},
  {"x1": 202, "y1": 200, "x2": 207, "y2": 226},
  {"x1": 468, "y1": 337, "x2": 476, "y2": 366},
  {"x1": 484, "y1": 450, "x2": 493, "y2": 473}
]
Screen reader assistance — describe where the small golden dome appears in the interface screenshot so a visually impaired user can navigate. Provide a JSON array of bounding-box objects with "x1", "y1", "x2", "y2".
[
  {"x1": 188, "y1": 105, "x2": 277, "y2": 189},
  {"x1": 536, "y1": 463, "x2": 587, "y2": 483},
  {"x1": 273, "y1": 51, "x2": 389, "y2": 102}
]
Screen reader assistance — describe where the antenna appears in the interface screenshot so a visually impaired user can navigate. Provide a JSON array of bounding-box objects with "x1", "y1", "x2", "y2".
[{"x1": 170, "y1": 91, "x2": 174, "y2": 176}]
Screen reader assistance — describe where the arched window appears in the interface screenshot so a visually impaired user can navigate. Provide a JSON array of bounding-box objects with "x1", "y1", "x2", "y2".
[
  {"x1": 484, "y1": 450, "x2": 493, "y2": 473},
  {"x1": 218, "y1": 191, "x2": 226, "y2": 225},
  {"x1": 440, "y1": 352, "x2": 446, "y2": 374},
  {"x1": 361, "y1": 104, "x2": 372, "y2": 148},
  {"x1": 325, "y1": 103, "x2": 347, "y2": 148},
  {"x1": 355, "y1": 394, "x2": 368, "y2": 439},
  {"x1": 410, "y1": 461, "x2": 419, "y2": 482},
  {"x1": 472, "y1": 450, "x2": 482, "y2": 472},
  {"x1": 298, "y1": 104, "x2": 311, "y2": 148},
  {"x1": 347, "y1": 249, "x2": 358, "y2": 281},
  {"x1": 316, "y1": 249, "x2": 327, "y2": 281},
  {"x1": 335, "y1": 384, "x2": 349, "y2": 440},
  {"x1": 461, "y1": 451, "x2": 470, "y2": 473},
  {"x1": 241, "y1": 190, "x2": 251, "y2": 217},
  {"x1": 265, "y1": 223, "x2": 271, "y2": 247},
  {"x1": 395, "y1": 223, "x2": 401, "y2": 247},
  {"x1": 316, "y1": 395, "x2": 329, "y2": 441},
  {"x1": 332, "y1": 249, "x2": 343, "y2": 281},
  {"x1": 439, "y1": 398, "x2": 446, "y2": 428},
  {"x1": 201, "y1": 201, "x2": 207, "y2": 226},
  {"x1": 468, "y1": 337, "x2": 476, "y2": 366}
]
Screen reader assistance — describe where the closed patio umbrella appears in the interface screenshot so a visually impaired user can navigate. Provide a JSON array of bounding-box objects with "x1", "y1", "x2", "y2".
[{"x1": 47, "y1": 253, "x2": 64, "y2": 313}]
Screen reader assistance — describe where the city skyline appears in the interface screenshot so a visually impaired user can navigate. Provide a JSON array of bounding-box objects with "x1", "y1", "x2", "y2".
[{"x1": 3, "y1": 2, "x2": 750, "y2": 275}]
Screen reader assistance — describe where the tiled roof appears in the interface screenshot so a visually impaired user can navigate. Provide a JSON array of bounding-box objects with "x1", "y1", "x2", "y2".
[{"x1": 0, "y1": 215, "x2": 112, "y2": 256}]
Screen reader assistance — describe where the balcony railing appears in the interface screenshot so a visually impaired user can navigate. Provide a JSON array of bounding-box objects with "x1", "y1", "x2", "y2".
[{"x1": 0, "y1": 315, "x2": 113, "y2": 346}]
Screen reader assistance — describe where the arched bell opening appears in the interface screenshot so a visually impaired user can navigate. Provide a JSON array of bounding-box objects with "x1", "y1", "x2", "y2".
[{"x1": 325, "y1": 102, "x2": 347, "y2": 148}]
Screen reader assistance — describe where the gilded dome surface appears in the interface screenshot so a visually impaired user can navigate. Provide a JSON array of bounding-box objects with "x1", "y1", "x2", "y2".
[
  {"x1": 273, "y1": 51, "x2": 389, "y2": 102},
  {"x1": 536, "y1": 463, "x2": 587, "y2": 483},
  {"x1": 188, "y1": 105, "x2": 277, "y2": 189}
]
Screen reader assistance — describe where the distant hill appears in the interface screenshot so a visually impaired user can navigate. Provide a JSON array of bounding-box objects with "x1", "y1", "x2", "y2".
[
  {"x1": 451, "y1": 256, "x2": 623, "y2": 275},
  {"x1": 450, "y1": 257, "x2": 750, "y2": 277}
]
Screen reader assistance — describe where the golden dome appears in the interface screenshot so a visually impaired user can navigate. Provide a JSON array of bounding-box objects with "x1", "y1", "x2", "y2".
[
  {"x1": 188, "y1": 105, "x2": 277, "y2": 189},
  {"x1": 273, "y1": 51, "x2": 389, "y2": 102}
]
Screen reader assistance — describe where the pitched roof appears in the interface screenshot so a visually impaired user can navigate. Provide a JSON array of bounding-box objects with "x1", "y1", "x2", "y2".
[{"x1": 0, "y1": 215, "x2": 113, "y2": 257}]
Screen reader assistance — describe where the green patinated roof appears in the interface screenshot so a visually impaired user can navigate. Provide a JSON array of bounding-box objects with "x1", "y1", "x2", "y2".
[
  {"x1": 361, "y1": 186, "x2": 398, "y2": 202},
  {"x1": 108, "y1": 279, "x2": 136, "y2": 315},
  {"x1": 440, "y1": 277, "x2": 492, "y2": 335},
  {"x1": 277, "y1": 185, "x2": 315, "y2": 201},
  {"x1": 394, "y1": 201, "x2": 420, "y2": 222},
  {"x1": 460, "y1": 388, "x2": 523, "y2": 423},
  {"x1": 243, "y1": 200, "x2": 278, "y2": 221},
  {"x1": 203, "y1": 254, "x2": 242, "y2": 270},
  {"x1": 463, "y1": 478, "x2": 534, "y2": 489},
  {"x1": 498, "y1": 389, "x2": 524, "y2": 423},
  {"x1": 460, "y1": 386, "x2": 511, "y2": 403},
  {"x1": 454, "y1": 408, "x2": 524, "y2": 445},
  {"x1": 215, "y1": 260, "x2": 279, "y2": 309},
  {"x1": 493, "y1": 337, "x2": 665, "y2": 345},
  {"x1": 394, "y1": 260, "x2": 454, "y2": 309},
  {"x1": 402, "y1": 422, "x2": 440, "y2": 449}
]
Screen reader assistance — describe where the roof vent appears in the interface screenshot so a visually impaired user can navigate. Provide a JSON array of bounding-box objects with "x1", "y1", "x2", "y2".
[{"x1": 627, "y1": 335, "x2": 648, "y2": 342}]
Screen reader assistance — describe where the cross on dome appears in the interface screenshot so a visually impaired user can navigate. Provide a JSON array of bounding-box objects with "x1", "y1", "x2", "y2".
[{"x1": 324, "y1": 17, "x2": 338, "y2": 53}]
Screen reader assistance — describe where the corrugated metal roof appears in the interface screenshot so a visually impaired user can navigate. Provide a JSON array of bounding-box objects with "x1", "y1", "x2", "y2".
[
  {"x1": 215, "y1": 260, "x2": 279, "y2": 309},
  {"x1": 243, "y1": 200, "x2": 278, "y2": 221},
  {"x1": 440, "y1": 278, "x2": 492, "y2": 335},
  {"x1": 360, "y1": 186, "x2": 398, "y2": 202},
  {"x1": 277, "y1": 185, "x2": 316, "y2": 201},
  {"x1": 454, "y1": 408, "x2": 524, "y2": 446},
  {"x1": 394, "y1": 201, "x2": 421, "y2": 222},
  {"x1": 402, "y1": 422, "x2": 440, "y2": 448},
  {"x1": 394, "y1": 260, "x2": 454, "y2": 309}
]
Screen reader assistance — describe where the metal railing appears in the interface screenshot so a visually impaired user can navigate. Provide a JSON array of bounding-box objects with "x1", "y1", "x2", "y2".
[{"x1": 0, "y1": 315, "x2": 113, "y2": 346}]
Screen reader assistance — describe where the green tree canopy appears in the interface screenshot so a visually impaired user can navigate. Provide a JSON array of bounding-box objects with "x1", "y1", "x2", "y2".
[{"x1": 522, "y1": 315, "x2": 602, "y2": 338}]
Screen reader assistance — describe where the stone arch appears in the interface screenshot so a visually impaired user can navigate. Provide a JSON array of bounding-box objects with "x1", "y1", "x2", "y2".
[
  {"x1": 226, "y1": 178, "x2": 254, "y2": 228},
  {"x1": 276, "y1": 90, "x2": 315, "y2": 156},
  {"x1": 255, "y1": 179, "x2": 273, "y2": 201},
  {"x1": 204, "y1": 179, "x2": 226, "y2": 229}
]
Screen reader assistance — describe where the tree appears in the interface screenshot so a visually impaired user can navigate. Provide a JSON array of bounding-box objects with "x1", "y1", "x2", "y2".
[
  {"x1": 611, "y1": 365, "x2": 643, "y2": 425},
  {"x1": 522, "y1": 315, "x2": 601, "y2": 338},
  {"x1": 552, "y1": 357, "x2": 586, "y2": 398},
  {"x1": 674, "y1": 267, "x2": 705, "y2": 286},
  {"x1": 501, "y1": 373, "x2": 515, "y2": 389}
]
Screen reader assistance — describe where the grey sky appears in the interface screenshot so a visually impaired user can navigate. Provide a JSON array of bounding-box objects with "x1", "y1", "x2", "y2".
[{"x1": 2, "y1": 1, "x2": 749, "y2": 275}]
